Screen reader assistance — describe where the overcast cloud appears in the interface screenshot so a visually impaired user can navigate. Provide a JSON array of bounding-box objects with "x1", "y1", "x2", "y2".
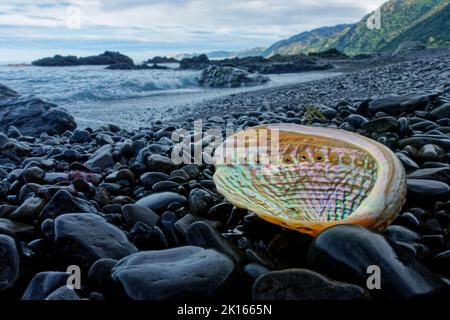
[{"x1": 0, "y1": 0, "x2": 386, "y2": 62}]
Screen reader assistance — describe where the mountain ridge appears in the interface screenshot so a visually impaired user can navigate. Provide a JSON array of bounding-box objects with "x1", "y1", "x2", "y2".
[{"x1": 264, "y1": 0, "x2": 450, "y2": 56}]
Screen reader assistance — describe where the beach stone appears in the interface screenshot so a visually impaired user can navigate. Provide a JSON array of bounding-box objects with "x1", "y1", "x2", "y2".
[
  {"x1": 53, "y1": 213, "x2": 137, "y2": 268},
  {"x1": 399, "y1": 137, "x2": 450, "y2": 152},
  {"x1": 146, "y1": 154, "x2": 176, "y2": 173},
  {"x1": 45, "y1": 286, "x2": 80, "y2": 300},
  {"x1": 384, "y1": 225, "x2": 421, "y2": 243},
  {"x1": 96, "y1": 133, "x2": 114, "y2": 145},
  {"x1": 306, "y1": 225, "x2": 448, "y2": 299},
  {"x1": 181, "y1": 164, "x2": 200, "y2": 179},
  {"x1": 39, "y1": 189, "x2": 97, "y2": 220},
  {"x1": 152, "y1": 180, "x2": 179, "y2": 192},
  {"x1": 174, "y1": 213, "x2": 220, "y2": 237},
  {"x1": 135, "y1": 192, "x2": 187, "y2": 214},
  {"x1": 9, "y1": 197, "x2": 46, "y2": 222},
  {"x1": 368, "y1": 93, "x2": 431, "y2": 115},
  {"x1": 395, "y1": 212, "x2": 421, "y2": 231},
  {"x1": 94, "y1": 187, "x2": 110, "y2": 206},
  {"x1": 430, "y1": 103, "x2": 450, "y2": 119},
  {"x1": 407, "y1": 179, "x2": 450, "y2": 200},
  {"x1": 0, "y1": 205, "x2": 16, "y2": 219},
  {"x1": 140, "y1": 172, "x2": 169, "y2": 189},
  {"x1": 406, "y1": 167, "x2": 450, "y2": 183},
  {"x1": 396, "y1": 153, "x2": 419, "y2": 170},
  {"x1": 397, "y1": 117, "x2": 410, "y2": 137},
  {"x1": 0, "y1": 133, "x2": 8, "y2": 149},
  {"x1": 111, "y1": 246, "x2": 236, "y2": 300},
  {"x1": 44, "y1": 172, "x2": 69, "y2": 184},
  {"x1": 361, "y1": 116, "x2": 398, "y2": 133},
  {"x1": 208, "y1": 202, "x2": 233, "y2": 220},
  {"x1": 186, "y1": 221, "x2": 243, "y2": 264},
  {"x1": 21, "y1": 166, "x2": 45, "y2": 184},
  {"x1": 121, "y1": 204, "x2": 159, "y2": 228},
  {"x1": 0, "y1": 234, "x2": 19, "y2": 291},
  {"x1": 243, "y1": 263, "x2": 270, "y2": 280},
  {"x1": 7, "y1": 126, "x2": 21, "y2": 138},
  {"x1": 189, "y1": 188, "x2": 214, "y2": 216},
  {"x1": 417, "y1": 144, "x2": 446, "y2": 162},
  {"x1": 70, "y1": 129, "x2": 91, "y2": 143},
  {"x1": 170, "y1": 169, "x2": 191, "y2": 181},
  {"x1": 106, "y1": 169, "x2": 135, "y2": 184},
  {"x1": 317, "y1": 106, "x2": 337, "y2": 119},
  {"x1": 121, "y1": 139, "x2": 135, "y2": 157},
  {"x1": 0, "y1": 218, "x2": 34, "y2": 237},
  {"x1": 21, "y1": 271, "x2": 69, "y2": 300},
  {"x1": 432, "y1": 250, "x2": 450, "y2": 277},
  {"x1": 128, "y1": 223, "x2": 168, "y2": 250},
  {"x1": 253, "y1": 269, "x2": 367, "y2": 300},
  {"x1": 88, "y1": 258, "x2": 121, "y2": 297},
  {"x1": 344, "y1": 114, "x2": 368, "y2": 129},
  {"x1": 147, "y1": 143, "x2": 171, "y2": 155},
  {"x1": 84, "y1": 145, "x2": 114, "y2": 170}
]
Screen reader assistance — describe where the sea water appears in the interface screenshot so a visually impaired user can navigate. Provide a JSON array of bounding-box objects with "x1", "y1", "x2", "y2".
[{"x1": 0, "y1": 64, "x2": 339, "y2": 129}]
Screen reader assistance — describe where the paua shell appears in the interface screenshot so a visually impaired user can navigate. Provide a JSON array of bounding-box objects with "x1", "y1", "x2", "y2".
[{"x1": 213, "y1": 124, "x2": 407, "y2": 236}]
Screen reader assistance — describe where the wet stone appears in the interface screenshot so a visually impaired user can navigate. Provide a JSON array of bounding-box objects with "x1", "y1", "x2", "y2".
[
  {"x1": 111, "y1": 246, "x2": 236, "y2": 300},
  {"x1": 253, "y1": 269, "x2": 367, "y2": 300}
]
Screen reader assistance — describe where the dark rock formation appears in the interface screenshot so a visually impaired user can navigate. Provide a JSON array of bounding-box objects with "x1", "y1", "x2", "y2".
[
  {"x1": 32, "y1": 51, "x2": 133, "y2": 67},
  {"x1": 180, "y1": 54, "x2": 332, "y2": 74},
  {"x1": 179, "y1": 54, "x2": 210, "y2": 70},
  {"x1": 308, "y1": 48, "x2": 349, "y2": 59},
  {"x1": 0, "y1": 84, "x2": 76, "y2": 136},
  {"x1": 147, "y1": 56, "x2": 178, "y2": 63},
  {"x1": 197, "y1": 65, "x2": 270, "y2": 88}
]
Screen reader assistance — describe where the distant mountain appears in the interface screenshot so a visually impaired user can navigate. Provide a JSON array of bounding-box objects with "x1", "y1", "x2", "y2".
[
  {"x1": 174, "y1": 47, "x2": 266, "y2": 60},
  {"x1": 234, "y1": 47, "x2": 266, "y2": 58},
  {"x1": 264, "y1": 0, "x2": 449, "y2": 56},
  {"x1": 333, "y1": 0, "x2": 449, "y2": 55},
  {"x1": 206, "y1": 51, "x2": 236, "y2": 60},
  {"x1": 263, "y1": 24, "x2": 353, "y2": 57}
]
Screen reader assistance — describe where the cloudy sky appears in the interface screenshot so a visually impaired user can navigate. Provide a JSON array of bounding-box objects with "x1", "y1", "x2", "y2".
[{"x1": 0, "y1": 0, "x2": 386, "y2": 62}]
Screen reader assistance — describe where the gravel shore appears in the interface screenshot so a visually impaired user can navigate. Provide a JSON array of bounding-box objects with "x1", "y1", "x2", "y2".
[{"x1": 0, "y1": 47, "x2": 449, "y2": 300}]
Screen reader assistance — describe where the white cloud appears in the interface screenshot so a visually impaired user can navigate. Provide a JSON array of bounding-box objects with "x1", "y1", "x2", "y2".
[{"x1": 0, "y1": 0, "x2": 388, "y2": 61}]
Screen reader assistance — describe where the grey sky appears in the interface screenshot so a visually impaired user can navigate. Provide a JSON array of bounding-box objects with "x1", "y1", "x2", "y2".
[{"x1": 0, "y1": 0, "x2": 386, "y2": 62}]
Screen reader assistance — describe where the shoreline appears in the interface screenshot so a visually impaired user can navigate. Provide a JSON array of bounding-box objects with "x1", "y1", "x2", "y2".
[
  {"x1": 69, "y1": 70, "x2": 342, "y2": 129},
  {"x1": 172, "y1": 47, "x2": 450, "y2": 125}
]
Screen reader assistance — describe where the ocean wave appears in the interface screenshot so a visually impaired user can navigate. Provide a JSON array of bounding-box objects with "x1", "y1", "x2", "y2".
[
  {"x1": 0, "y1": 65, "x2": 201, "y2": 103},
  {"x1": 64, "y1": 74, "x2": 200, "y2": 102}
]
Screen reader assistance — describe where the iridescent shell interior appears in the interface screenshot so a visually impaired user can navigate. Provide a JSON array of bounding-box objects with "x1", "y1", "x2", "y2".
[{"x1": 213, "y1": 124, "x2": 406, "y2": 236}]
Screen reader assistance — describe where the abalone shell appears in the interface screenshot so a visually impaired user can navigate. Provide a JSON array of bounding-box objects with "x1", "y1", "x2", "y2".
[{"x1": 213, "y1": 124, "x2": 407, "y2": 236}]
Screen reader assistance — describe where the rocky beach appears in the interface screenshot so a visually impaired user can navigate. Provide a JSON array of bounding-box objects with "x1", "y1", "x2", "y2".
[{"x1": 0, "y1": 46, "x2": 450, "y2": 301}]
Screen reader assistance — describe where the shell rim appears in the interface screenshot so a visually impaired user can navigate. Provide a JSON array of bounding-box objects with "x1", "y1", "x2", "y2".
[{"x1": 213, "y1": 124, "x2": 407, "y2": 236}]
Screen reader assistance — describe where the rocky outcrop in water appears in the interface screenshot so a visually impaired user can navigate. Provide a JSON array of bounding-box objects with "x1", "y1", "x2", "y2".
[
  {"x1": 179, "y1": 54, "x2": 210, "y2": 70},
  {"x1": 0, "y1": 84, "x2": 76, "y2": 137},
  {"x1": 197, "y1": 65, "x2": 270, "y2": 88},
  {"x1": 180, "y1": 54, "x2": 332, "y2": 74},
  {"x1": 147, "y1": 56, "x2": 178, "y2": 64},
  {"x1": 105, "y1": 63, "x2": 156, "y2": 70},
  {"x1": 32, "y1": 51, "x2": 133, "y2": 67}
]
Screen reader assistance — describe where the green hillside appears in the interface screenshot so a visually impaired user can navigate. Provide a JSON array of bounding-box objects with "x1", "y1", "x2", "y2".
[
  {"x1": 333, "y1": 0, "x2": 448, "y2": 54},
  {"x1": 381, "y1": 1, "x2": 450, "y2": 52},
  {"x1": 263, "y1": 24, "x2": 353, "y2": 57},
  {"x1": 265, "y1": 0, "x2": 450, "y2": 56}
]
